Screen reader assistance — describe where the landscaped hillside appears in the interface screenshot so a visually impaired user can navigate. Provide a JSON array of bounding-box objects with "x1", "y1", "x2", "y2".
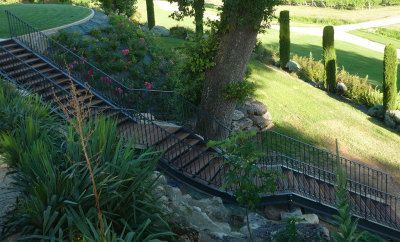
[
  {"x1": 260, "y1": 29, "x2": 400, "y2": 88},
  {"x1": 0, "y1": 4, "x2": 91, "y2": 38},
  {"x1": 250, "y1": 61, "x2": 400, "y2": 176}
]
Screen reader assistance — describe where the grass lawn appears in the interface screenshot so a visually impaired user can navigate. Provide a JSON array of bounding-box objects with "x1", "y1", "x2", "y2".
[
  {"x1": 274, "y1": 5, "x2": 400, "y2": 26},
  {"x1": 139, "y1": 1, "x2": 400, "y2": 181},
  {"x1": 349, "y1": 29, "x2": 400, "y2": 49},
  {"x1": 259, "y1": 29, "x2": 400, "y2": 88},
  {"x1": 250, "y1": 61, "x2": 400, "y2": 178},
  {"x1": 0, "y1": 4, "x2": 91, "y2": 38}
]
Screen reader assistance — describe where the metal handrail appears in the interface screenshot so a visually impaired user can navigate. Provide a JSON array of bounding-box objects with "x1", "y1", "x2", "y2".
[{"x1": 5, "y1": 10, "x2": 233, "y2": 137}]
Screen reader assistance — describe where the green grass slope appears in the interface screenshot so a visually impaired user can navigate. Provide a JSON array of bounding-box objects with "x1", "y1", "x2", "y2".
[
  {"x1": 250, "y1": 61, "x2": 400, "y2": 175},
  {"x1": 0, "y1": 4, "x2": 91, "y2": 38}
]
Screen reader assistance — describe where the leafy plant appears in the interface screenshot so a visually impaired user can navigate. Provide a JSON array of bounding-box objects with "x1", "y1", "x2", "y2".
[
  {"x1": 223, "y1": 80, "x2": 256, "y2": 104},
  {"x1": 0, "y1": 82, "x2": 173, "y2": 240},
  {"x1": 208, "y1": 131, "x2": 278, "y2": 241},
  {"x1": 332, "y1": 141, "x2": 364, "y2": 242}
]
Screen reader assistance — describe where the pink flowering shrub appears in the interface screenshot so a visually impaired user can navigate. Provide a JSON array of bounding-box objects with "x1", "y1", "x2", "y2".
[
  {"x1": 115, "y1": 87, "x2": 124, "y2": 94},
  {"x1": 122, "y1": 49, "x2": 130, "y2": 56},
  {"x1": 144, "y1": 81, "x2": 153, "y2": 90}
]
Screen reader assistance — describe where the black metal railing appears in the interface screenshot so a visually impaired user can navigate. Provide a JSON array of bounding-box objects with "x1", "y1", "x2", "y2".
[
  {"x1": 5, "y1": 10, "x2": 232, "y2": 141},
  {"x1": 257, "y1": 131, "x2": 399, "y2": 229},
  {"x1": 3, "y1": 9, "x2": 400, "y2": 235}
]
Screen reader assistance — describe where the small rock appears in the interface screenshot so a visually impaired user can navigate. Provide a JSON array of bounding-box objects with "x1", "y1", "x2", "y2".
[
  {"x1": 241, "y1": 99, "x2": 268, "y2": 116},
  {"x1": 280, "y1": 208, "x2": 302, "y2": 220},
  {"x1": 150, "y1": 25, "x2": 170, "y2": 36},
  {"x1": 232, "y1": 118, "x2": 253, "y2": 131},
  {"x1": 285, "y1": 60, "x2": 301, "y2": 73},
  {"x1": 264, "y1": 205, "x2": 284, "y2": 221},
  {"x1": 385, "y1": 111, "x2": 398, "y2": 128},
  {"x1": 336, "y1": 82, "x2": 348, "y2": 95},
  {"x1": 232, "y1": 110, "x2": 245, "y2": 121},
  {"x1": 387, "y1": 110, "x2": 400, "y2": 123},
  {"x1": 299, "y1": 214, "x2": 319, "y2": 224},
  {"x1": 249, "y1": 114, "x2": 273, "y2": 129}
]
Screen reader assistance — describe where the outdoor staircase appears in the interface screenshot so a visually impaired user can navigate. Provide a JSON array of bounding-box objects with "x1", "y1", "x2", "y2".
[
  {"x1": 1, "y1": 10, "x2": 400, "y2": 240},
  {"x1": 0, "y1": 39, "x2": 227, "y2": 191}
]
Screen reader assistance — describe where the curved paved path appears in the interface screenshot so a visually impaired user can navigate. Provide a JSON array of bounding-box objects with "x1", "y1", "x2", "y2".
[{"x1": 155, "y1": 0, "x2": 400, "y2": 57}]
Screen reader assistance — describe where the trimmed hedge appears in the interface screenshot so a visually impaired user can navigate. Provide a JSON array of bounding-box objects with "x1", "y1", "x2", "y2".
[
  {"x1": 383, "y1": 44, "x2": 398, "y2": 111},
  {"x1": 279, "y1": 10, "x2": 291, "y2": 69},
  {"x1": 323, "y1": 26, "x2": 337, "y2": 93},
  {"x1": 146, "y1": 0, "x2": 156, "y2": 29}
]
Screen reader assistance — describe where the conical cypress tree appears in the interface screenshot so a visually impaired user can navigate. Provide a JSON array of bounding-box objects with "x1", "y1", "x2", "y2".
[
  {"x1": 279, "y1": 10, "x2": 290, "y2": 69},
  {"x1": 323, "y1": 26, "x2": 337, "y2": 93},
  {"x1": 383, "y1": 44, "x2": 398, "y2": 112},
  {"x1": 146, "y1": 0, "x2": 155, "y2": 29}
]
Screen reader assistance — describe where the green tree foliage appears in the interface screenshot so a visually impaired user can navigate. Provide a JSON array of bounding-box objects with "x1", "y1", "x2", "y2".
[
  {"x1": 323, "y1": 26, "x2": 337, "y2": 92},
  {"x1": 98, "y1": 0, "x2": 137, "y2": 17},
  {"x1": 279, "y1": 10, "x2": 291, "y2": 68},
  {"x1": 332, "y1": 141, "x2": 364, "y2": 242},
  {"x1": 168, "y1": 0, "x2": 205, "y2": 35},
  {"x1": 383, "y1": 44, "x2": 398, "y2": 112},
  {"x1": 146, "y1": 0, "x2": 156, "y2": 29},
  {"x1": 0, "y1": 81, "x2": 173, "y2": 240},
  {"x1": 209, "y1": 131, "x2": 278, "y2": 241}
]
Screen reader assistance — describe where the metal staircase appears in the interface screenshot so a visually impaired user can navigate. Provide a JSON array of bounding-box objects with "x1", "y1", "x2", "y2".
[{"x1": 1, "y1": 10, "x2": 399, "y2": 240}]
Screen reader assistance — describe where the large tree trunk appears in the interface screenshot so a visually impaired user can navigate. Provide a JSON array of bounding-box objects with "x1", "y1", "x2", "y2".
[{"x1": 196, "y1": 26, "x2": 258, "y2": 140}]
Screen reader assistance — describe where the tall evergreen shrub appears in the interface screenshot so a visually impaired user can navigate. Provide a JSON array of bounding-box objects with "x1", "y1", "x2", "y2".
[
  {"x1": 146, "y1": 0, "x2": 156, "y2": 29},
  {"x1": 383, "y1": 44, "x2": 398, "y2": 111},
  {"x1": 323, "y1": 26, "x2": 337, "y2": 92},
  {"x1": 279, "y1": 10, "x2": 290, "y2": 68}
]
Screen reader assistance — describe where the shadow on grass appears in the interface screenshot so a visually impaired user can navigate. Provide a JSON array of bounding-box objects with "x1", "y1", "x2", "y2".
[{"x1": 263, "y1": 42, "x2": 400, "y2": 88}]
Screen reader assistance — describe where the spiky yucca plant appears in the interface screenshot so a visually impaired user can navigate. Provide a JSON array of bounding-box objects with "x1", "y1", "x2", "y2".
[{"x1": 0, "y1": 81, "x2": 173, "y2": 241}]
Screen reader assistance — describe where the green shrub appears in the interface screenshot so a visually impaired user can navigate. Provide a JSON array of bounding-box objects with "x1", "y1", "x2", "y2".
[
  {"x1": 323, "y1": 26, "x2": 337, "y2": 93},
  {"x1": 98, "y1": 0, "x2": 137, "y2": 17},
  {"x1": 337, "y1": 69, "x2": 383, "y2": 107},
  {"x1": 0, "y1": 81, "x2": 173, "y2": 240},
  {"x1": 293, "y1": 54, "x2": 325, "y2": 84},
  {"x1": 293, "y1": 54, "x2": 383, "y2": 107},
  {"x1": 146, "y1": 0, "x2": 155, "y2": 29},
  {"x1": 170, "y1": 26, "x2": 194, "y2": 39},
  {"x1": 279, "y1": 10, "x2": 291, "y2": 69},
  {"x1": 252, "y1": 40, "x2": 278, "y2": 64},
  {"x1": 223, "y1": 80, "x2": 256, "y2": 104},
  {"x1": 383, "y1": 44, "x2": 398, "y2": 111}
]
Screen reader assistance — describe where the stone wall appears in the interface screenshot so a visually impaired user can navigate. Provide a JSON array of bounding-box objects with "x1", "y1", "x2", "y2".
[
  {"x1": 154, "y1": 172, "x2": 330, "y2": 242},
  {"x1": 231, "y1": 99, "x2": 274, "y2": 133}
]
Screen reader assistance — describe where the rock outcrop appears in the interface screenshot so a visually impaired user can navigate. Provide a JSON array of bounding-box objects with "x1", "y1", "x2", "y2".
[
  {"x1": 153, "y1": 172, "x2": 330, "y2": 242},
  {"x1": 232, "y1": 99, "x2": 274, "y2": 132}
]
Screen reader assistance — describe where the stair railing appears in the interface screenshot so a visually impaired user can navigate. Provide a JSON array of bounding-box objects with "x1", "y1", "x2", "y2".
[{"x1": 5, "y1": 10, "x2": 232, "y2": 142}]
